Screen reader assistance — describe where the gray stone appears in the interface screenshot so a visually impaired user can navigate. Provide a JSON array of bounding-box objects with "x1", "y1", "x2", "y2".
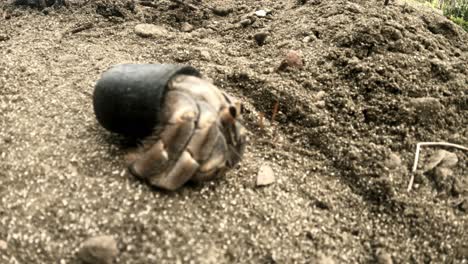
[
  {"x1": 384, "y1": 153, "x2": 401, "y2": 170},
  {"x1": 409, "y1": 97, "x2": 444, "y2": 117},
  {"x1": 239, "y1": 19, "x2": 253, "y2": 27},
  {"x1": 180, "y1": 22, "x2": 194, "y2": 33},
  {"x1": 256, "y1": 163, "x2": 275, "y2": 186},
  {"x1": 78, "y1": 235, "x2": 118, "y2": 264},
  {"x1": 376, "y1": 250, "x2": 393, "y2": 264},
  {"x1": 135, "y1": 24, "x2": 169, "y2": 38},
  {"x1": 199, "y1": 50, "x2": 211, "y2": 61}
]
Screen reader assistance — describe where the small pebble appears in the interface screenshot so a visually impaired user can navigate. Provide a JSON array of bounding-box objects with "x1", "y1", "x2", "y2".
[
  {"x1": 0, "y1": 240, "x2": 7, "y2": 250},
  {"x1": 302, "y1": 35, "x2": 316, "y2": 43},
  {"x1": 135, "y1": 24, "x2": 169, "y2": 38},
  {"x1": 212, "y1": 6, "x2": 233, "y2": 16},
  {"x1": 278, "y1": 50, "x2": 303, "y2": 71},
  {"x1": 256, "y1": 163, "x2": 275, "y2": 186},
  {"x1": 457, "y1": 199, "x2": 468, "y2": 212},
  {"x1": 199, "y1": 50, "x2": 211, "y2": 61},
  {"x1": 255, "y1": 10, "x2": 267, "y2": 17},
  {"x1": 180, "y1": 22, "x2": 194, "y2": 32},
  {"x1": 376, "y1": 250, "x2": 393, "y2": 264},
  {"x1": 434, "y1": 167, "x2": 453, "y2": 179},
  {"x1": 78, "y1": 235, "x2": 118, "y2": 264},
  {"x1": 254, "y1": 32, "x2": 269, "y2": 46},
  {"x1": 409, "y1": 97, "x2": 444, "y2": 116},
  {"x1": 239, "y1": 19, "x2": 253, "y2": 27},
  {"x1": 383, "y1": 153, "x2": 401, "y2": 170},
  {"x1": 317, "y1": 254, "x2": 335, "y2": 264}
]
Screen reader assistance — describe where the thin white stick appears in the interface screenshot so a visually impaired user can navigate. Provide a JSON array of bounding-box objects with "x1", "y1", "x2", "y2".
[{"x1": 407, "y1": 142, "x2": 468, "y2": 192}]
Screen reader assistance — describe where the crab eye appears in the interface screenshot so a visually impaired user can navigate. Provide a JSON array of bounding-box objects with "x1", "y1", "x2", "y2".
[
  {"x1": 239, "y1": 104, "x2": 244, "y2": 115},
  {"x1": 229, "y1": 106, "x2": 237, "y2": 118}
]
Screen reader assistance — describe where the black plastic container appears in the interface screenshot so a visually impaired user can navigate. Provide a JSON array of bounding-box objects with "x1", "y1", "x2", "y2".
[{"x1": 93, "y1": 64, "x2": 201, "y2": 138}]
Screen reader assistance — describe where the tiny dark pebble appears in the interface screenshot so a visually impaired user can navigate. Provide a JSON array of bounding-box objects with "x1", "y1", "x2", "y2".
[
  {"x1": 0, "y1": 34, "x2": 9, "y2": 42},
  {"x1": 457, "y1": 199, "x2": 468, "y2": 212},
  {"x1": 313, "y1": 199, "x2": 331, "y2": 210},
  {"x1": 254, "y1": 32, "x2": 269, "y2": 46}
]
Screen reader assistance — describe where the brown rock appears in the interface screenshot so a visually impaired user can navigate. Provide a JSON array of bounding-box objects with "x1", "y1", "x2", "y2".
[
  {"x1": 78, "y1": 235, "x2": 118, "y2": 264},
  {"x1": 180, "y1": 22, "x2": 194, "y2": 32},
  {"x1": 278, "y1": 50, "x2": 303, "y2": 71}
]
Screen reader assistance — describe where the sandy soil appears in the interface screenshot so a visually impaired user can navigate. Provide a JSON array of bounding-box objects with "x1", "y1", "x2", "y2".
[{"x1": 0, "y1": 0, "x2": 467, "y2": 263}]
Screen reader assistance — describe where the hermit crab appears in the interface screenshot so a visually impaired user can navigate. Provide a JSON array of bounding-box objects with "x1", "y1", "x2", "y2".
[{"x1": 93, "y1": 64, "x2": 247, "y2": 190}]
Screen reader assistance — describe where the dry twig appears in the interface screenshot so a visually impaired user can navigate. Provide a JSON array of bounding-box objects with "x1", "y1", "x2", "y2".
[
  {"x1": 271, "y1": 100, "x2": 279, "y2": 123},
  {"x1": 69, "y1": 22, "x2": 94, "y2": 34},
  {"x1": 271, "y1": 100, "x2": 280, "y2": 139},
  {"x1": 139, "y1": 1, "x2": 158, "y2": 8},
  {"x1": 258, "y1": 112, "x2": 265, "y2": 130},
  {"x1": 407, "y1": 142, "x2": 468, "y2": 192}
]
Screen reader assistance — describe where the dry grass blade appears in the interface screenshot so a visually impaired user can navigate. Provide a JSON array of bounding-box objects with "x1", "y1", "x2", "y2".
[
  {"x1": 69, "y1": 22, "x2": 94, "y2": 34},
  {"x1": 407, "y1": 142, "x2": 468, "y2": 192},
  {"x1": 271, "y1": 100, "x2": 279, "y2": 123},
  {"x1": 258, "y1": 112, "x2": 265, "y2": 130}
]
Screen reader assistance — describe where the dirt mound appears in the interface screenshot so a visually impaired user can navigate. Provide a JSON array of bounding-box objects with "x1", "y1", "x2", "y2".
[{"x1": 0, "y1": 0, "x2": 467, "y2": 263}]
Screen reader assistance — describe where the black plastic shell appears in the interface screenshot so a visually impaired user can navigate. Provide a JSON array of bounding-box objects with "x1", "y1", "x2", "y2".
[{"x1": 93, "y1": 64, "x2": 201, "y2": 138}]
